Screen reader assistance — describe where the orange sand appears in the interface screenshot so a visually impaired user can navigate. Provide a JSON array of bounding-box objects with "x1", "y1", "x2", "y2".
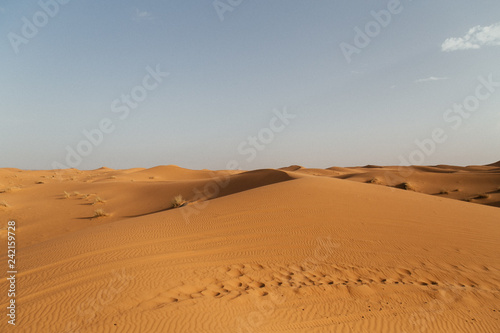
[{"x1": 0, "y1": 163, "x2": 499, "y2": 332}]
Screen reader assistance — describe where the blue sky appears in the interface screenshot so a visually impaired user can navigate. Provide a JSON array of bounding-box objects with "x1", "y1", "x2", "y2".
[{"x1": 1, "y1": 0, "x2": 499, "y2": 170}]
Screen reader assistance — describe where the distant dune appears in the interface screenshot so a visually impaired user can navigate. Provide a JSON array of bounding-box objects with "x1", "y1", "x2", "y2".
[
  {"x1": 486, "y1": 160, "x2": 500, "y2": 168},
  {"x1": 0, "y1": 163, "x2": 499, "y2": 332}
]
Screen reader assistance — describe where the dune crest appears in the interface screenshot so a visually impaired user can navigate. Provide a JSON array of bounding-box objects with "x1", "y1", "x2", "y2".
[{"x1": 0, "y1": 164, "x2": 499, "y2": 332}]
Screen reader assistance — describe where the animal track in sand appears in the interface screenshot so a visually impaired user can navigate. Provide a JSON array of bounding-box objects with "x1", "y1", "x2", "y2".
[{"x1": 142, "y1": 262, "x2": 487, "y2": 309}]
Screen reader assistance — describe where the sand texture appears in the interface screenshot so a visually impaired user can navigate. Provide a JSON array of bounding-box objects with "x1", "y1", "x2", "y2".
[{"x1": 1, "y1": 163, "x2": 499, "y2": 332}]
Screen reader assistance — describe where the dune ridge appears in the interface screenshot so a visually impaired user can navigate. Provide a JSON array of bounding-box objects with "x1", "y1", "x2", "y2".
[{"x1": 0, "y1": 163, "x2": 499, "y2": 332}]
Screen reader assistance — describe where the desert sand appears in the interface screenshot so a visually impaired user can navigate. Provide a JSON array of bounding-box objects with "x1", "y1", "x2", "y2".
[{"x1": 1, "y1": 162, "x2": 499, "y2": 332}]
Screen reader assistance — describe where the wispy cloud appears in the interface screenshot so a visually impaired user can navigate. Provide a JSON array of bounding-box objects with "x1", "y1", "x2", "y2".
[
  {"x1": 415, "y1": 76, "x2": 449, "y2": 83},
  {"x1": 133, "y1": 9, "x2": 154, "y2": 22},
  {"x1": 441, "y1": 22, "x2": 500, "y2": 52}
]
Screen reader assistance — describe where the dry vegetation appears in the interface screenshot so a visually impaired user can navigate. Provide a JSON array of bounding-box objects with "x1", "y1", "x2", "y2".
[
  {"x1": 396, "y1": 182, "x2": 415, "y2": 191},
  {"x1": 171, "y1": 195, "x2": 186, "y2": 208},
  {"x1": 403, "y1": 182, "x2": 415, "y2": 191},
  {"x1": 93, "y1": 197, "x2": 106, "y2": 205},
  {"x1": 93, "y1": 209, "x2": 109, "y2": 218}
]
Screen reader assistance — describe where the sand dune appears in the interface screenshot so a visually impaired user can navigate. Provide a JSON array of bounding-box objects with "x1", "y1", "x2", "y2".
[
  {"x1": 486, "y1": 160, "x2": 500, "y2": 168},
  {"x1": 0, "y1": 163, "x2": 499, "y2": 332},
  {"x1": 302, "y1": 162, "x2": 500, "y2": 208}
]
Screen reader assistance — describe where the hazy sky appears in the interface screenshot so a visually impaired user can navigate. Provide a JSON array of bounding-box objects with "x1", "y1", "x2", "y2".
[{"x1": 1, "y1": 0, "x2": 499, "y2": 170}]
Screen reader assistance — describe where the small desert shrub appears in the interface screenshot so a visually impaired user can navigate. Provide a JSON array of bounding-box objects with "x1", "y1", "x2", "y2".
[
  {"x1": 63, "y1": 191, "x2": 71, "y2": 199},
  {"x1": 403, "y1": 183, "x2": 415, "y2": 191},
  {"x1": 0, "y1": 201, "x2": 9, "y2": 208},
  {"x1": 171, "y1": 195, "x2": 186, "y2": 208},
  {"x1": 93, "y1": 209, "x2": 109, "y2": 218},
  {"x1": 475, "y1": 194, "x2": 490, "y2": 199},
  {"x1": 396, "y1": 182, "x2": 415, "y2": 191},
  {"x1": 93, "y1": 197, "x2": 106, "y2": 205},
  {"x1": 73, "y1": 191, "x2": 88, "y2": 199},
  {"x1": 439, "y1": 189, "x2": 449, "y2": 195},
  {"x1": 35, "y1": 181, "x2": 44, "y2": 184},
  {"x1": 110, "y1": 176, "x2": 117, "y2": 179},
  {"x1": 368, "y1": 178, "x2": 381, "y2": 184}
]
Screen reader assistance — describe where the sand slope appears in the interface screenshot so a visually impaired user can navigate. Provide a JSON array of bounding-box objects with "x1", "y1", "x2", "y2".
[
  {"x1": 289, "y1": 162, "x2": 500, "y2": 208},
  {"x1": 0, "y1": 165, "x2": 499, "y2": 332}
]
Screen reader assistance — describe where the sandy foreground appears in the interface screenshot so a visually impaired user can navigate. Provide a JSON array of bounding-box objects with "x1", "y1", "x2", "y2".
[{"x1": 0, "y1": 163, "x2": 499, "y2": 332}]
